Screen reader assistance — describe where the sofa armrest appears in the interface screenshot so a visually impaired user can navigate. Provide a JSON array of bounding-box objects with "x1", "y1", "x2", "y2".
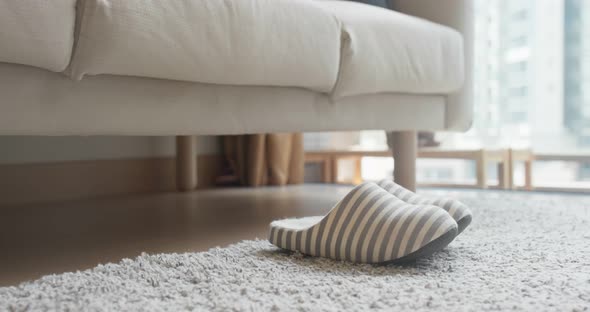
[{"x1": 392, "y1": 0, "x2": 474, "y2": 131}]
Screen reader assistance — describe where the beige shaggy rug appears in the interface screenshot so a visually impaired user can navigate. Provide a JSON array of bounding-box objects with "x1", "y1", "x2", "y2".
[{"x1": 1, "y1": 191, "x2": 589, "y2": 311}]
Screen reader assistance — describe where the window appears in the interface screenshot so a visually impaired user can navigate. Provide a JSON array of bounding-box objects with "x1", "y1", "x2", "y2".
[
  {"x1": 512, "y1": 9, "x2": 528, "y2": 21},
  {"x1": 511, "y1": 36, "x2": 527, "y2": 47},
  {"x1": 509, "y1": 86, "x2": 528, "y2": 97},
  {"x1": 510, "y1": 61, "x2": 528, "y2": 72}
]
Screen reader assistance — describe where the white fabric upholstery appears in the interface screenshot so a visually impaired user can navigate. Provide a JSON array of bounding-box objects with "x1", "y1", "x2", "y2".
[
  {"x1": 317, "y1": 1, "x2": 464, "y2": 98},
  {"x1": 0, "y1": 64, "x2": 445, "y2": 135},
  {"x1": 0, "y1": 0, "x2": 473, "y2": 135},
  {"x1": 393, "y1": 0, "x2": 474, "y2": 131},
  {"x1": 0, "y1": 0, "x2": 77, "y2": 72},
  {"x1": 69, "y1": 0, "x2": 342, "y2": 93}
]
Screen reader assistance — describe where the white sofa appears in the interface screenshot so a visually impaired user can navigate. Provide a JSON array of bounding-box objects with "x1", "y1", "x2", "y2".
[{"x1": 0, "y1": 0, "x2": 473, "y2": 191}]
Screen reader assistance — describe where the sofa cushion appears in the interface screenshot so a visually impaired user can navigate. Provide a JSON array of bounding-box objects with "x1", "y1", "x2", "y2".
[
  {"x1": 69, "y1": 0, "x2": 342, "y2": 93},
  {"x1": 0, "y1": 0, "x2": 77, "y2": 72},
  {"x1": 316, "y1": 1, "x2": 464, "y2": 97}
]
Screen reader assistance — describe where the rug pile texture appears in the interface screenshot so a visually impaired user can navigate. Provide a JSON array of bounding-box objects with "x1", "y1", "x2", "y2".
[{"x1": 1, "y1": 191, "x2": 589, "y2": 311}]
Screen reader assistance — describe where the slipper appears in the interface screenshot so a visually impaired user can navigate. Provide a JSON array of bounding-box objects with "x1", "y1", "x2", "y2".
[
  {"x1": 377, "y1": 179, "x2": 472, "y2": 234},
  {"x1": 268, "y1": 182, "x2": 458, "y2": 264}
]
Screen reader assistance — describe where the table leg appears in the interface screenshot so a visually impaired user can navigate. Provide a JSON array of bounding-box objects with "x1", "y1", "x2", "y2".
[
  {"x1": 353, "y1": 156, "x2": 363, "y2": 184},
  {"x1": 476, "y1": 149, "x2": 487, "y2": 189},
  {"x1": 524, "y1": 158, "x2": 533, "y2": 191},
  {"x1": 331, "y1": 157, "x2": 339, "y2": 184},
  {"x1": 320, "y1": 157, "x2": 332, "y2": 183},
  {"x1": 497, "y1": 161, "x2": 510, "y2": 189},
  {"x1": 507, "y1": 149, "x2": 515, "y2": 189}
]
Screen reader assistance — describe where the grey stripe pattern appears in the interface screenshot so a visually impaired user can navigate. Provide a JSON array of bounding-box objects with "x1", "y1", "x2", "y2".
[
  {"x1": 268, "y1": 182, "x2": 458, "y2": 264},
  {"x1": 377, "y1": 179, "x2": 472, "y2": 225}
]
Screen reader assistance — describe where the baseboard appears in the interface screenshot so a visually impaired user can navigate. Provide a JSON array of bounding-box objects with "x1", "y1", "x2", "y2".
[{"x1": 0, "y1": 155, "x2": 224, "y2": 207}]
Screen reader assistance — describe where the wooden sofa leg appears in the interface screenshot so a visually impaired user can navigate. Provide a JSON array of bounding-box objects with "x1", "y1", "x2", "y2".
[
  {"x1": 389, "y1": 131, "x2": 417, "y2": 192},
  {"x1": 176, "y1": 135, "x2": 197, "y2": 192}
]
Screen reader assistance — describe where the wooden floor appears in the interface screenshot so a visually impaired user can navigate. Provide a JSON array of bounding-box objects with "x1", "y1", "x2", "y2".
[{"x1": 0, "y1": 185, "x2": 354, "y2": 286}]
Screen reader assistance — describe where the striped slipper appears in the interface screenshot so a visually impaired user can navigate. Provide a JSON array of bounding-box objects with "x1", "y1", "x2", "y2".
[
  {"x1": 268, "y1": 182, "x2": 458, "y2": 264},
  {"x1": 377, "y1": 179, "x2": 473, "y2": 234}
]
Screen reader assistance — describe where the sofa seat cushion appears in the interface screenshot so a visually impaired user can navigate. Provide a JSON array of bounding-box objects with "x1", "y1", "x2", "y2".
[
  {"x1": 69, "y1": 0, "x2": 342, "y2": 93},
  {"x1": 0, "y1": 0, "x2": 77, "y2": 72},
  {"x1": 317, "y1": 1, "x2": 464, "y2": 97}
]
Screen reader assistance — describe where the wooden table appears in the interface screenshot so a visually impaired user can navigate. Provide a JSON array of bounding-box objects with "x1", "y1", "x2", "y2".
[{"x1": 305, "y1": 148, "x2": 534, "y2": 190}]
